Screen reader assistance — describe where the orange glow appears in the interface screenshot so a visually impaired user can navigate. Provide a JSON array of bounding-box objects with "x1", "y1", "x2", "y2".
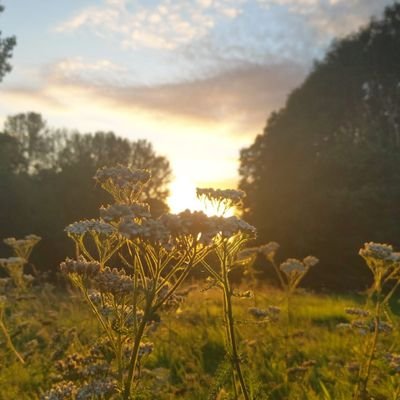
[{"x1": 168, "y1": 178, "x2": 235, "y2": 216}]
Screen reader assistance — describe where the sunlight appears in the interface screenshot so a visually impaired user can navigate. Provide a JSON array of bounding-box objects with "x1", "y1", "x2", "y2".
[{"x1": 168, "y1": 178, "x2": 234, "y2": 216}]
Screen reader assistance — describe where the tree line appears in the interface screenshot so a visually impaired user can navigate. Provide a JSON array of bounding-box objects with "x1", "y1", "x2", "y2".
[
  {"x1": 239, "y1": 3, "x2": 400, "y2": 290},
  {"x1": 0, "y1": 112, "x2": 172, "y2": 275}
]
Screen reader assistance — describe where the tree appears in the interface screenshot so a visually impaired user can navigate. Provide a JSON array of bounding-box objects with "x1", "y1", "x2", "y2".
[
  {"x1": 0, "y1": 5, "x2": 16, "y2": 82},
  {"x1": 4, "y1": 112, "x2": 55, "y2": 172},
  {"x1": 0, "y1": 114, "x2": 172, "y2": 274},
  {"x1": 239, "y1": 3, "x2": 400, "y2": 290}
]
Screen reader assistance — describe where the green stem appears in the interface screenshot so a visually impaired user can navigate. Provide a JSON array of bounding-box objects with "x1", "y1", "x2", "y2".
[
  {"x1": 123, "y1": 292, "x2": 154, "y2": 400},
  {"x1": 0, "y1": 312, "x2": 25, "y2": 364},
  {"x1": 221, "y1": 247, "x2": 250, "y2": 400}
]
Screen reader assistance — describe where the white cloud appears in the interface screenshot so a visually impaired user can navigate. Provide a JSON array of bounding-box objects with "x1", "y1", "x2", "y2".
[
  {"x1": 257, "y1": 0, "x2": 393, "y2": 38},
  {"x1": 55, "y1": 0, "x2": 244, "y2": 50}
]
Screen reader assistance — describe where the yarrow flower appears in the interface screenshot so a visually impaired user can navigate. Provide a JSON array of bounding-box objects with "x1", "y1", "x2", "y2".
[
  {"x1": 94, "y1": 267, "x2": 134, "y2": 297},
  {"x1": 60, "y1": 256, "x2": 101, "y2": 278},
  {"x1": 94, "y1": 165, "x2": 151, "y2": 203},
  {"x1": 65, "y1": 220, "x2": 116, "y2": 237},
  {"x1": 94, "y1": 165, "x2": 150, "y2": 188},
  {"x1": 4, "y1": 234, "x2": 41, "y2": 260},
  {"x1": 303, "y1": 256, "x2": 319, "y2": 268},
  {"x1": 259, "y1": 242, "x2": 280, "y2": 259},
  {"x1": 100, "y1": 203, "x2": 151, "y2": 222},
  {"x1": 280, "y1": 258, "x2": 306, "y2": 276},
  {"x1": 196, "y1": 188, "x2": 245, "y2": 205},
  {"x1": 0, "y1": 257, "x2": 26, "y2": 267},
  {"x1": 119, "y1": 218, "x2": 172, "y2": 249},
  {"x1": 41, "y1": 381, "x2": 77, "y2": 400},
  {"x1": 359, "y1": 242, "x2": 397, "y2": 262},
  {"x1": 211, "y1": 216, "x2": 256, "y2": 238}
]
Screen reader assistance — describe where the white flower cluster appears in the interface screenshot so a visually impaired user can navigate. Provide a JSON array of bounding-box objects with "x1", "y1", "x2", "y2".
[
  {"x1": 94, "y1": 165, "x2": 151, "y2": 188},
  {"x1": 213, "y1": 216, "x2": 256, "y2": 238},
  {"x1": 280, "y1": 258, "x2": 306, "y2": 275},
  {"x1": 94, "y1": 267, "x2": 134, "y2": 297},
  {"x1": 65, "y1": 219, "x2": 116, "y2": 236},
  {"x1": 259, "y1": 241, "x2": 280, "y2": 259},
  {"x1": 280, "y1": 256, "x2": 319, "y2": 277},
  {"x1": 60, "y1": 256, "x2": 101, "y2": 278},
  {"x1": 0, "y1": 257, "x2": 26, "y2": 267},
  {"x1": 119, "y1": 218, "x2": 171, "y2": 247},
  {"x1": 4, "y1": 234, "x2": 41, "y2": 248},
  {"x1": 41, "y1": 381, "x2": 77, "y2": 400},
  {"x1": 196, "y1": 188, "x2": 245, "y2": 204},
  {"x1": 359, "y1": 242, "x2": 400, "y2": 262},
  {"x1": 100, "y1": 203, "x2": 151, "y2": 222},
  {"x1": 76, "y1": 379, "x2": 117, "y2": 399},
  {"x1": 119, "y1": 211, "x2": 256, "y2": 249},
  {"x1": 303, "y1": 256, "x2": 319, "y2": 268}
]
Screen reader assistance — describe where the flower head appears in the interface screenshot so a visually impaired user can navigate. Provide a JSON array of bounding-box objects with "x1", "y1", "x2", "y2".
[{"x1": 65, "y1": 219, "x2": 116, "y2": 237}]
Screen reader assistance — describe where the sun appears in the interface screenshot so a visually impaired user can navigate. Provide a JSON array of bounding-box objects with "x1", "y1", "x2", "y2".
[{"x1": 167, "y1": 178, "x2": 233, "y2": 216}]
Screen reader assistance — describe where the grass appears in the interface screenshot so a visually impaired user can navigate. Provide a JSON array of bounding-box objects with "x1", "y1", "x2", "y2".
[{"x1": 1, "y1": 282, "x2": 398, "y2": 399}]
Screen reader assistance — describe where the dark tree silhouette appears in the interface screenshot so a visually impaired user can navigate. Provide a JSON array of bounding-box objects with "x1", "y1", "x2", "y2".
[
  {"x1": 0, "y1": 113, "x2": 172, "y2": 274},
  {"x1": 0, "y1": 5, "x2": 16, "y2": 82},
  {"x1": 239, "y1": 3, "x2": 400, "y2": 290}
]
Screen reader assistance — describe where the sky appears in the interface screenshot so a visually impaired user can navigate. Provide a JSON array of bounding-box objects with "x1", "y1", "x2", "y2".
[{"x1": 0, "y1": 0, "x2": 394, "y2": 211}]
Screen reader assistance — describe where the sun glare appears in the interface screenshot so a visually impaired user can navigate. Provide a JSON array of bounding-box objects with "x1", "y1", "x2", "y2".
[{"x1": 168, "y1": 178, "x2": 234, "y2": 216}]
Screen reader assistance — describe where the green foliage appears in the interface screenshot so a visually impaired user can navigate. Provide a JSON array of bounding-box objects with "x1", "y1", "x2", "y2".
[
  {"x1": 0, "y1": 113, "x2": 172, "y2": 275},
  {"x1": 0, "y1": 5, "x2": 16, "y2": 83},
  {"x1": 1, "y1": 284, "x2": 400, "y2": 399},
  {"x1": 239, "y1": 2, "x2": 400, "y2": 290}
]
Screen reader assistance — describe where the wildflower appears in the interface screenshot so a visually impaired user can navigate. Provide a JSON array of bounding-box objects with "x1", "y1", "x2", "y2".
[
  {"x1": 65, "y1": 219, "x2": 116, "y2": 237},
  {"x1": 212, "y1": 216, "x2": 256, "y2": 238},
  {"x1": 60, "y1": 256, "x2": 101, "y2": 279},
  {"x1": 41, "y1": 381, "x2": 77, "y2": 400},
  {"x1": 359, "y1": 242, "x2": 395, "y2": 261},
  {"x1": 76, "y1": 379, "x2": 118, "y2": 399},
  {"x1": 3, "y1": 234, "x2": 41, "y2": 260},
  {"x1": 94, "y1": 165, "x2": 150, "y2": 187},
  {"x1": 0, "y1": 257, "x2": 26, "y2": 266},
  {"x1": 100, "y1": 203, "x2": 151, "y2": 222},
  {"x1": 196, "y1": 188, "x2": 245, "y2": 209},
  {"x1": 87, "y1": 290, "x2": 102, "y2": 306},
  {"x1": 303, "y1": 256, "x2": 319, "y2": 268},
  {"x1": 280, "y1": 258, "x2": 306, "y2": 276},
  {"x1": 119, "y1": 218, "x2": 171, "y2": 248},
  {"x1": 259, "y1": 242, "x2": 280, "y2": 260},
  {"x1": 94, "y1": 267, "x2": 134, "y2": 297},
  {"x1": 94, "y1": 166, "x2": 151, "y2": 203}
]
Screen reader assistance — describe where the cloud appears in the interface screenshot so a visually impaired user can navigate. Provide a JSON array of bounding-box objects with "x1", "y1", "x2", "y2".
[
  {"x1": 257, "y1": 0, "x2": 394, "y2": 39},
  {"x1": 1, "y1": 57, "x2": 307, "y2": 137},
  {"x1": 44, "y1": 58, "x2": 307, "y2": 134},
  {"x1": 55, "y1": 0, "x2": 244, "y2": 50},
  {"x1": 97, "y1": 62, "x2": 307, "y2": 132}
]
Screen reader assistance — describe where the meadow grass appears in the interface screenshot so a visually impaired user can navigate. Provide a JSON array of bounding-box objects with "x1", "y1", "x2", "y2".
[{"x1": 1, "y1": 283, "x2": 398, "y2": 399}]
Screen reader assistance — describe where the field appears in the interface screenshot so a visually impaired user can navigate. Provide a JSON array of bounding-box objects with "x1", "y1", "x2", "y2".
[{"x1": 1, "y1": 281, "x2": 399, "y2": 400}]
